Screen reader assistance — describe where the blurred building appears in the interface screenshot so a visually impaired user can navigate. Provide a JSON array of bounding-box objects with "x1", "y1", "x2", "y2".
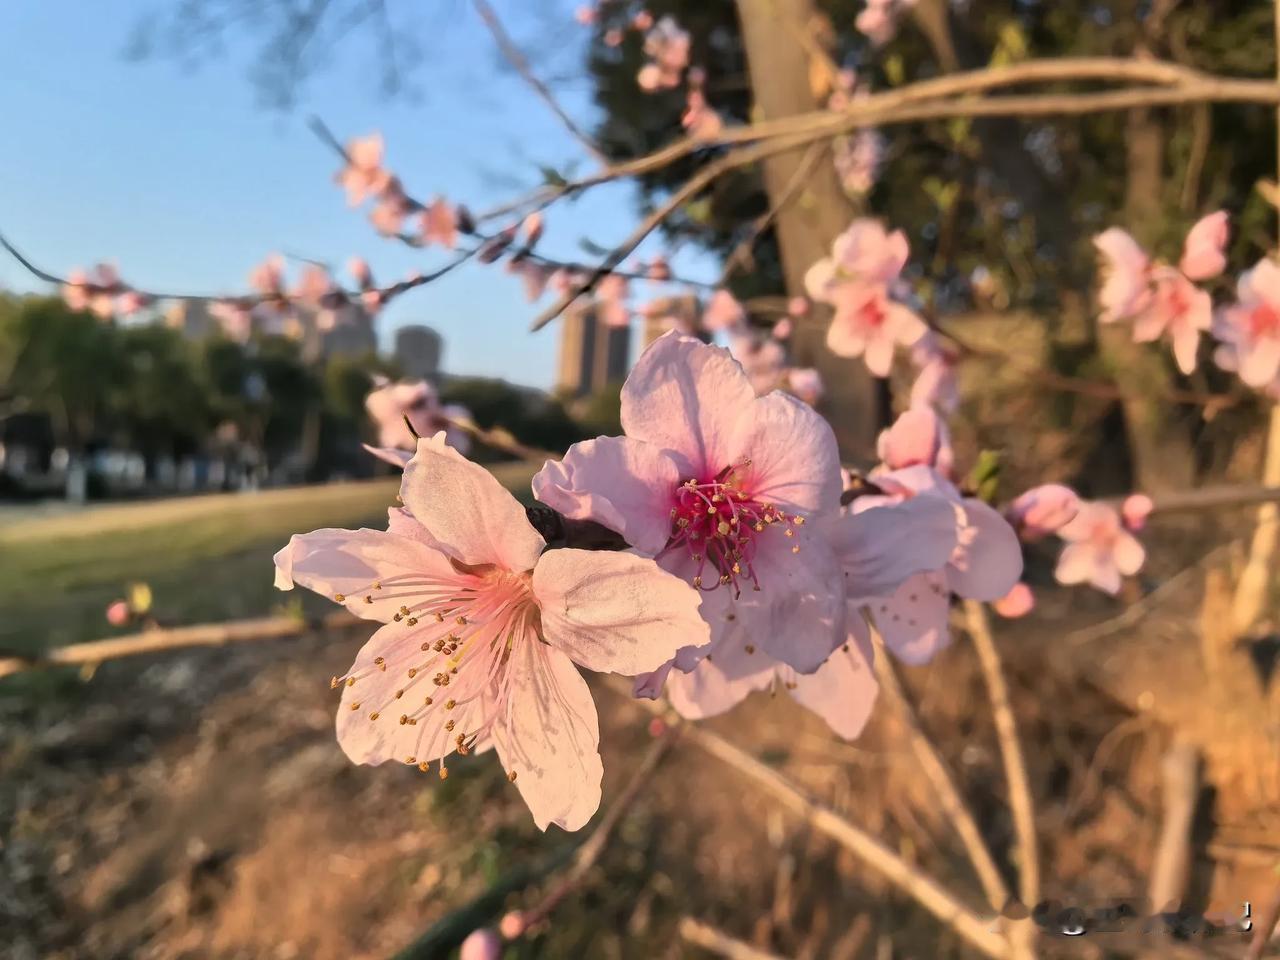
[
  {"x1": 395, "y1": 325, "x2": 443, "y2": 380},
  {"x1": 557, "y1": 303, "x2": 630, "y2": 397}
]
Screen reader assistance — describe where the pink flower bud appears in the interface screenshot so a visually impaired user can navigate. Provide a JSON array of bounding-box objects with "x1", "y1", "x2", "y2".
[
  {"x1": 993, "y1": 583, "x2": 1035, "y2": 619},
  {"x1": 787, "y1": 296, "x2": 809, "y2": 317},
  {"x1": 637, "y1": 63, "x2": 662, "y2": 92},
  {"x1": 460, "y1": 928, "x2": 502, "y2": 960},
  {"x1": 499, "y1": 911, "x2": 526, "y2": 940},
  {"x1": 647, "y1": 717, "x2": 667, "y2": 738},
  {"x1": 604, "y1": 27, "x2": 624, "y2": 46},
  {"x1": 632, "y1": 10, "x2": 654, "y2": 30},
  {"x1": 1121, "y1": 493, "x2": 1154, "y2": 532},
  {"x1": 574, "y1": 5, "x2": 596, "y2": 25},
  {"x1": 106, "y1": 600, "x2": 130, "y2": 627},
  {"x1": 1008, "y1": 484, "x2": 1081, "y2": 541},
  {"x1": 772, "y1": 318, "x2": 794, "y2": 340}
]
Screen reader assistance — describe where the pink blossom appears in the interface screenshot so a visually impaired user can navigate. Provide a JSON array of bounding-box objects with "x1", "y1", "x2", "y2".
[
  {"x1": 1054, "y1": 501, "x2": 1144, "y2": 596},
  {"x1": 662, "y1": 619, "x2": 881, "y2": 740},
  {"x1": 115, "y1": 291, "x2": 150, "y2": 316},
  {"x1": 637, "y1": 16, "x2": 689, "y2": 91},
  {"x1": 632, "y1": 10, "x2": 654, "y2": 30},
  {"x1": 293, "y1": 265, "x2": 336, "y2": 308},
  {"x1": 596, "y1": 274, "x2": 631, "y2": 327},
  {"x1": 854, "y1": 0, "x2": 918, "y2": 47},
  {"x1": 909, "y1": 342, "x2": 960, "y2": 413},
  {"x1": 1214, "y1": 258, "x2": 1280, "y2": 387},
  {"x1": 336, "y1": 133, "x2": 390, "y2": 206},
  {"x1": 1179, "y1": 210, "x2": 1230, "y2": 281},
  {"x1": 876, "y1": 407, "x2": 954, "y2": 477},
  {"x1": 370, "y1": 177, "x2": 414, "y2": 237},
  {"x1": 787, "y1": 297, "x2": 808, "y2": 318},
  {"x1": 728, "y1": 331, "x2": 785, "y2": 395},
  {"x1": 533, "y1": 334, "x2": 959, "y2": 674},
  {"x1": 646, "y1": 255, "x2": 671, "y2": 281},
  {"x1": 511, "y1": 261, "x2": 552, "y2": 302},
  {"x1": 604, "y1": 27, "x2": 624, "y2": 46},
  {"x1": 993, "y1": 582, "x2": 1035, "y2": 619},
  {"x1": 1093, "y1": 228, "x2": 1152, "y2": 324},
  {"x1": 1121, "y1": 493, "x2": 1154, "y2": 532},
  {"x1": 210, "y1": 299, "x2": 253, "y2": 342},
  {"x1": 275, "y1": 433, "x2": 708, "y2": 830},
  {"x1": 248, "y1": 254, "x2": 286, "y2": 298},
  {"x1": 1007, "y1": 484, "x2": 1080, "y2": 540},
  {"x1": 500, "y1": 912, "x2": 526, "y2": 939},
  {"x1": 460, "y1": 929, "x2": 502, "y2": 960},
  {"x1": 772, "y1": 317, "x2": 794, "y2": 340},
  {"x1": 806, "y1": 219, "x2": 909, "y2": 293},
  {"x1": 1130, "y1": 267, "x2": 1211, "y2": 374},
  {"x1": 365, "y1": 378, "x2": 473, "y2": 456},
  {"x1": 702, "y1": 289, "x2": 746, "y2": 331},
  {"x1": 574, "y1": 5, "x2": 596, "y2": 25},
  {"x1": 682, "y1": 90, "x2": 723, "y2": 140},
  {"x1": 834, "y1": 130, "x2": 885, "y2": 196},
  {"x1": 521, "y1": 212, "x2": 544, "y2": 247},
  {"x1": 785, "y1": 367, "x2": 824, "y2": 406},
  {"x1": 854, "y1": 466, "x2": 1023, "y2": 664},
  {"x1": 824, "y1": 285, "x2": 927, "y2": 377},
  {"x1": 106, "y1": 600, "x2": 130, "y2": 627},
  {"x1": 420, "y1": 198, "x2": 458, "y2": 249},
  {"x1": 347, "y1": 257, "x2": 373, "y2": 289},
  {"x1": 636, "y1": 63, "x2": 663, "y2": 92},
  {"x1": 63, "y1": 264, "x2": 124, "y2": 319}
]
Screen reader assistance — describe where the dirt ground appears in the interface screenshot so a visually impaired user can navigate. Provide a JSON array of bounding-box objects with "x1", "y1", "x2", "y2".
[{"x1": 3, "y1": 560, "x2": 1277, "y2": 960}]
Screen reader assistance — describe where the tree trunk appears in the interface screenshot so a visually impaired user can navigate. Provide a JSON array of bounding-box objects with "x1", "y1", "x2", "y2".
[{"x1": 733, "y1": 0, "x2": 881, "y2": 462}]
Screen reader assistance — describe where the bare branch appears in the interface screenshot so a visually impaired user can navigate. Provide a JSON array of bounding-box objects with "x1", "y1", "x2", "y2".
[
  {"x1": 471, "y1": 0, "x2": 606, "y2": 163},
  {"x1": 0, "y1": 612, "x2": 360, "y2": 681},
  {"x1": 679, "y1": 918, "x2": 790, "y2": 960}
]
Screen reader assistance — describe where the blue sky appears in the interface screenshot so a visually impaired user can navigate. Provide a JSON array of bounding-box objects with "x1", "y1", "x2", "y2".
[{"x1": 0, "y1": 1, "x2": 718, "y2": 390}]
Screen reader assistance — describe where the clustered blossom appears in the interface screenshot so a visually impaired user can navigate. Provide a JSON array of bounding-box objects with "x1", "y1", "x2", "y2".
[
  {"x1": 1092, "y1": 212, "x2": 1228, "y2": 374},
  {"x1": 637, "y1": 16, "x2": 690, "y2": 91},
  {"x1": 1054, "y1": 498, "x2": 1147, "y2": 596},
  {"x1": 805, "y1": 218, "x2": 927, "y2": 376},
  {"x1": 1213, "y1": 257, "x2": 1280, "y2": 392},
  {"x1": 333, "y1": 132, "x2": 461, "y2": 248},
  {"x1": 828, "y1": 70, "x2": 884, "y2": 197},
  {"x1": 62, "y1": 263, "x2": 152, "y2": 319},
  {"x1": 854, "y1": 0, "x2": 919, "y2": 46},
  {"x1": 364, "y1": 376, "x2": 473, "y2": 461},
  {"x1": 275, "y1": 431, "x2": 710, "y2": 830}
]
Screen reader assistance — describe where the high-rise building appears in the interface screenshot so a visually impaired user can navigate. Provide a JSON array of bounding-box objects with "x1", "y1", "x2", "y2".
[
  {"x1": 395, "y1": 325, "x2": 443, "y2": 380},
  {"x1": 556, "y1": 303, "x2": 630, "y2": 397}
]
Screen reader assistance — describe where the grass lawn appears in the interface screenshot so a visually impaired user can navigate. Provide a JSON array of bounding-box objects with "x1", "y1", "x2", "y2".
[{"x1": 0, "y1": 462, "x2": 538, "y2": 656}]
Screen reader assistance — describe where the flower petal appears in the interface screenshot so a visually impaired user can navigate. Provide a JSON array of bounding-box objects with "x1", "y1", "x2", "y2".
[
  {"x1": 532, "y1": 548, "x2": 710, "y2": 675},
  {"x1": 401, "y1": 432, "x2": 546, "y2": 572},
  {"x1": 724, "y1": 390, "x2": 841, "y2": 514},
  {"x1": 787, "y1": 622, "x2": 878, "y2": 740},
  {"x1": 750, "y1": 528, "x2": 847, "y2": 673},
  {"x1": 493, "y1": 641, "x2": 603, "y2": 832},
  {"x1": 531, "y1": 436, "x2": 683, "y2": 556},
  {"x1": 273, "y1": 527, "x2": 456, "y2": 622},
  {"x1": 620, "y1": 334, "x2": 755, "y2": 475},
  {"x1": 866, "y1": 571, "x2": 953, "y2": 665},
  {"x1": 947, "y1": 499, "x2": 1024, "y2": 601},
  {"x1": 335, "y1": 620, "x2": 492, "y2": 766},
  {"x1": 665, "y1": 654, "x2": 773, "y2": 721},
  {"x1": 830, "y1": 496, "x2": 959, "y2": 598}
]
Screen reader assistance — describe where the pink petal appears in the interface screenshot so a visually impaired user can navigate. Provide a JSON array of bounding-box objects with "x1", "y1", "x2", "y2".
[
  {"x1": 947, "y1": 499, "x2": 1024, "y2": 601},
  {"x1": 665, "y1": 654, "x2": 773, "y2": 721},
  {"x1": 876, "y1": 407, "x2": 950, "y2": 471},
  {"x1": 868, "y1": 571, "x2": 953, "y2": 664},
  {"x1": 831, "y1": 496, "x2": 959, "y2": 598},
  {"x1": 362, "y1": 443, "x2": 412, "y2": 468},
  {"x1": 747, "y1": 529, "x2": 848, "y2": 673},
  {"x1": 620, "y1": 333, "x2": 757, "y2": 476},
  {"x1": 702, "y1": 289, "x2": 746, "y2": 330},
  {"x1": 492, "y1": 641, "x2": 603, "y2": 831},
  {"x1": 335, "y1": 620, "x2": 494, "y2": 766},
  {"x1": 992, "y1": 582, "x2": 1035, "y2": 618},
  {"x1": 1057, "y1": 501, "x2": 1120, "y2": 543},
  {"x1": 531, "y1": 548, "x2": 710, "y2": 675},
  {"x1": 1007, "y1": 484, "x2": 1080, "y2": 540},
  {"x1": 1121, "y1": 493, "x2": 1154, "y2": 532},
  {"x1": 886, "y1": 301, "x2": 928, "y2": 346},
  {"x1": 862, "y1": 333, "x2": 896, "y2": 377},
  {"x1": 1179, "y1": 210, "x2": 1229, "y2": 281},
  {"x1": 1054, "y1": 541, "x2": 1101, "y2": 587},
  {"x1": 1094, "y1": 228, "x2": 1151, "y2": 322},
  {"x1": 1239, "y1": 335, "x2": 1280, "y2": 388},
  {"x1": 273, "y1": 527, "x2": 456, "y2": 622},
  {"x1": 1113, "y1": 529, "x2": 1146, "y2": 576},
  {"x1": 724, "y1": 391, "x2": 841, "y2": 514},
  {"x1": 531, "y1": 436, "x2": 682, "y2": 556},
  {"x1": 803, "y1": 258, "x2": 836, "y2": 301},
  {"x1": 1171, "y1": 321, "x2": 1201, "y2": 374},
  {"x1": 401, "y1": 433, "x2": 546, "y2": 571},
  {"x1": 787, "y1": 623, "x2": 879, "y2": 739}
]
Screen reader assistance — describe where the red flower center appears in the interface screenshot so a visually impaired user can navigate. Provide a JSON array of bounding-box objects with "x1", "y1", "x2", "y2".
[{"x1": 664, "y1": 460, "x2": 804, "y2": 596}]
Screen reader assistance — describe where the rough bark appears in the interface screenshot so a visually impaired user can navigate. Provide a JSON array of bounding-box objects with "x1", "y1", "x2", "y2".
[{"x1": 733, "y1": 0, "x2": 881, "y2": 461}]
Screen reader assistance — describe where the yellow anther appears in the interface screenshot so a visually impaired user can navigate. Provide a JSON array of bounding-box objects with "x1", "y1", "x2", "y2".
[
  {"x1": 363, "y1": 595, "x2": 373, "y2": 604},
  {"x1": 369, "y1": 711, "x2": 380, "y2": 720},
  {"x1": 350, "y1": 701, "x2": 361, "y2": 710},
  {"x1": 439, "y1": 767, "x2": 449, "y2": 780},
  {"x1": 395, "y1": 689, "x2": 404, "y2": 699},
  {"x1": 745, "y1": 645, "x2": 755, "y2": 654},
  {"x1": 445, "y1": 719, "x2": 456, "y2": 731},
  {"x1": 446, "y1": 699, "x2": 456, "y2": 710},
  {"x1": 424, "y1": 696, "x2": 433, "y2": 705},
  {"x1": 508, "y1": 770, "x2": 518, "y2": 782},
  {"x1": 399, "y1": 715, "x2": 408, "y2": 725},
  {"x1": 334, "y1": 593, "x2": 345, "y2": 602},
  {"x1": 717, "y1": 521, "x2": 731, "y2": 536},
  {"x1": 419, "y1": 761, "x2": 430, "y2": 772},
  {"x1": 408, "y1": 668, "x2": 417, "y2": 678},
  {"x1": 791, "y1": 545, "x2": 800, "y2": 554},
  {"x1": 784, "y1": 528, "x2": 794, "y2": 538},
  {"x1": 407, "y1": 617, "x2": 418, "y2": 626},
  {"x1": 346, "y1": 677, "x2": 356, "y2": 687},
  {"x1": 456, "y1": 616, "x2": 468, "y2": 625}
]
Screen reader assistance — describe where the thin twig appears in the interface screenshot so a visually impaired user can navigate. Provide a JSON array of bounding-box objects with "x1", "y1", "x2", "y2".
[
  {"x1": 872, "y1": 631, "x2": 1011, "y2": 913},
  {"x1": 612, "y1": 680, "x2": 1012, "y2": 960},
  {"x1": 0, "y1": 611, "x2": 360, "y2": 681},
  {"x1": 513, "y1": 726, "x2": 681, "y2": 932},
  {"x1": 679, "y1": 917, "x2": 790, "y2": 960},
  {"x1": 471, "y1": 0, "x2": 605, "y2": 163},
  {"x1": 1148, "y1": 742, "x2": 1201, "y2": 913},
  {"x1": 963, "y1": 601, "x2": 1039, "y2": 952}
]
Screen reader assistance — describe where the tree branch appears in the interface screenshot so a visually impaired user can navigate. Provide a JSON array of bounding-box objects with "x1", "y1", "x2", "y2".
[{"x1": 679, "y1": 917, "x2": 790, "y2": 960}]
